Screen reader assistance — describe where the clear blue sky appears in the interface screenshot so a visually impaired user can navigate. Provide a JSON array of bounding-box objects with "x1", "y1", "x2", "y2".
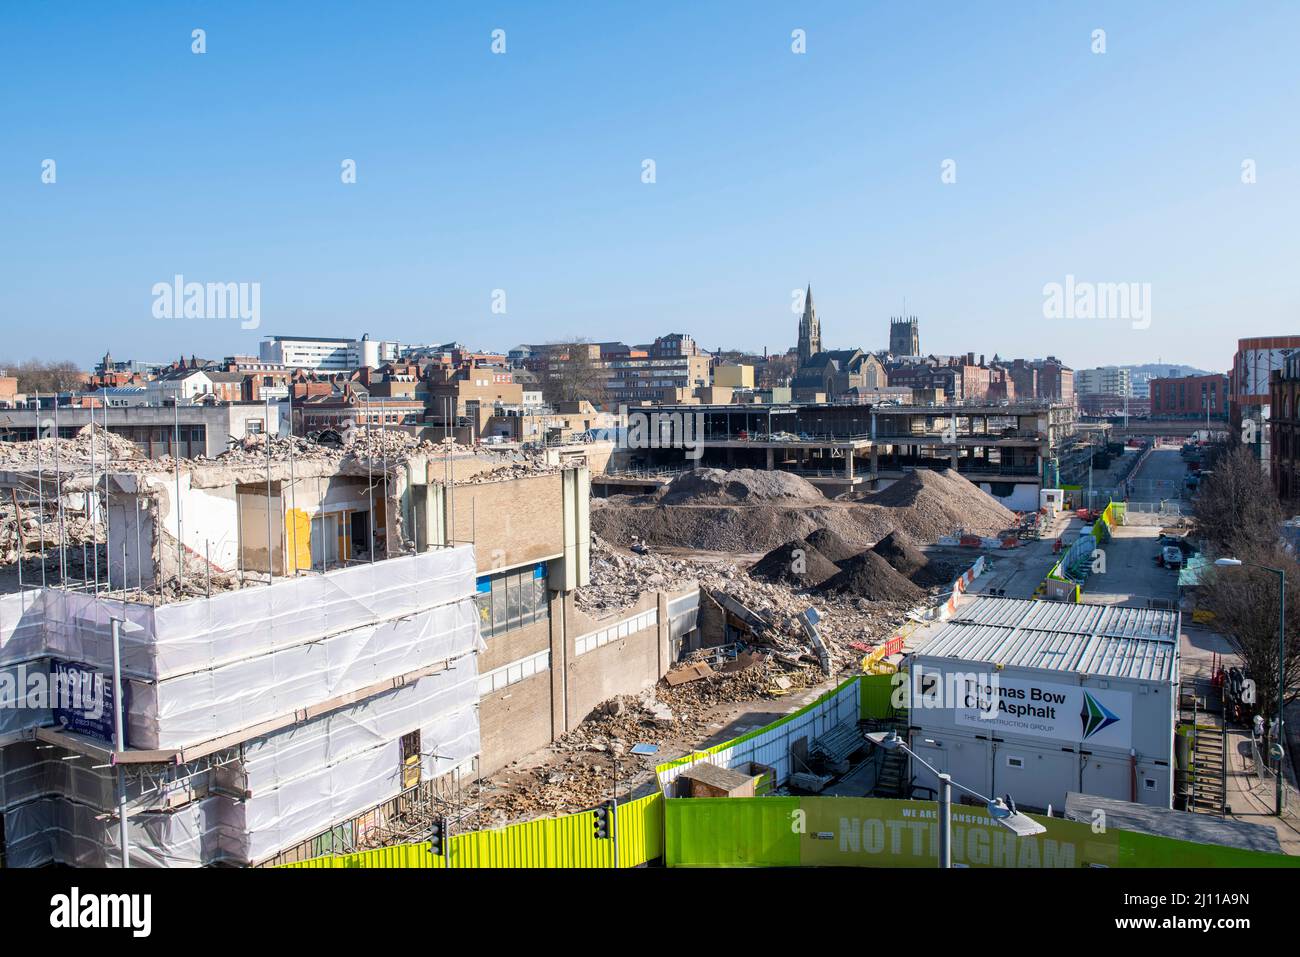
[{"x1": 2, "y1": 1, "x2": 1296, "y2": 372}]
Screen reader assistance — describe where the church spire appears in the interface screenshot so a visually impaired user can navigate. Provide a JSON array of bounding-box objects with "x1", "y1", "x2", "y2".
[{"x1": 797, "y1": 284, "x2": 821, "y2": 366}]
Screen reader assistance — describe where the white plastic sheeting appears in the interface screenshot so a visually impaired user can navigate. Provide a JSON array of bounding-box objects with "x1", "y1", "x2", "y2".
[
  {"x1": 0, "y1": 545, "x2": 487, "y2": 866},
  {"x1": 126, "y1": 598, "x2": 479, "y2": 749},
  {"x1": 4, "y1": 547, "x2": 481, "y2": 750},
  {"x1": 2, "y1": 657, "x2": 482, "y2": 867},
  {"x1": 42, "y1": 546, "x2": 477, "y2": 679},
  {"x1": 0, "y1": 590, "x2": 45, "y2": 666},
  {"x1": 221, "y1": 657, "x2": 479, "y2": 795},
  {"x1": 3, "y1": 794, "x2": 239, "y2": 868}
]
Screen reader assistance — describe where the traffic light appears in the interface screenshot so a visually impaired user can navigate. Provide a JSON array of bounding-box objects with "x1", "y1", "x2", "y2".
[
  {"x1": 592, "y1": 802, "x2": 613, "y2": 840},
  {"x1": 428, "y1": 815, "x2": 447, "y2": 856}
]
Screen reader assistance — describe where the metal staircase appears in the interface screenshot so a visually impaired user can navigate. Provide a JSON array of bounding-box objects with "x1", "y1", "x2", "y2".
[{"x1": 1176, "y1": 679, "x2": 1227, "y2": 815}]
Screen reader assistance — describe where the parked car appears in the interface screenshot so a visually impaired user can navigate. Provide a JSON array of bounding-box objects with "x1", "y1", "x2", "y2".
[{"x1": 1162, "y1": 545, "x2": 1184, "y2": 570}]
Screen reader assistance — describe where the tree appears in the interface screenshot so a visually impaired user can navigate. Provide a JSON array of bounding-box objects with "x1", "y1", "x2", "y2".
[
  {"x1": 2, "y1": 358, "x2": 87, "y2": 394},
  {"x1": 1198, "y1": 541, "x2": 1300, "y2": 731},
  {"x1": 540, "y1": 339, "x2": 609, "y2": 409},
  {"x1": 1191, "y1": 445, "x2": 1280, "y2": 556}
]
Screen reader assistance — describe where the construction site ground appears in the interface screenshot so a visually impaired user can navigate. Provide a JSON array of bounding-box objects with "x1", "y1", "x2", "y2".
[{"x1": 465, "y1": 677, "x2": 839, "y2": 830}]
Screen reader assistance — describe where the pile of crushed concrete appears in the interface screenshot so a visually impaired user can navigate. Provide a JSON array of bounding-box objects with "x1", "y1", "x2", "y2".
[
  {"x1": 657, "y1": 468, "x2": 829, "y2": 506},
  {"x1": 592, "y1": 500, "x2": 871, "y2": 554},
  {"x1": 593, "y1": 466, "x2": 1015, "y2": 552},
  {"x1": 214, "y1": 431, "x2": 560, "y2": 483},
  {"x1": 849, "y1": 468, "x2": 1017, "y2": 541},
  {"x1": 0, "y1": 423, "x2": 146, "y2": 469},
  {"x1": 748, "y1": 538, "x2": 842, "y2": 588},
  {"x1": 746, "y1": 526, "x2": 965, "y2": 602}
]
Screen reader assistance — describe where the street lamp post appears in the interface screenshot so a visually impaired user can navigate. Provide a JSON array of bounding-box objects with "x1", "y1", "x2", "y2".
[
  {"x1": 867, "y1": 730, "x2": 1045, "y2": 867},
  {"x1": 109, "y1": 615, "x2": 143, "y2": 867},
  {"x1": 1214, "y1": 557, "x2": 1286, "y2": 815}
]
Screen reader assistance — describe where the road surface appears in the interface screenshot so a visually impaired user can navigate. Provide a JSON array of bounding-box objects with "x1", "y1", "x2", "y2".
[{"x1": 1126, "y1": 447, "x2": 1189, "y2": 505}]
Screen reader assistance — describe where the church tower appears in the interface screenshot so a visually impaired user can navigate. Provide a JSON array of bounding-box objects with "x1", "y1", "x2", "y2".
[
  {"x1": 797, "y1": 284, "x2": 821, "y2": 366},
  {"x1": 889, "y1": 315, "x2": 920, "y2": 356}
]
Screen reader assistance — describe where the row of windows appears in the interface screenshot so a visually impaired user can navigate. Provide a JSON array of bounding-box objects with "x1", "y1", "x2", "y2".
[
  {"x1": 574, "y1": 608, "x2": 658, "y2": 656},
  {"x1": 475, "y1": 563, "x2": 549, "y2": 638},
  {"x1": 477, "y1": 650, "x2": 550, "y2": 696}
]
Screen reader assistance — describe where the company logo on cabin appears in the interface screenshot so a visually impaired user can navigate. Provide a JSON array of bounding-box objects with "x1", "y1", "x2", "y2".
[{"x1": 1080, "y1": 691, "x2": 1121, "y2": 740}]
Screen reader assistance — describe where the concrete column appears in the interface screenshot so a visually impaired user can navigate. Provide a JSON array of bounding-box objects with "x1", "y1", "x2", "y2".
[
  {"x1": 766, "y1": 447, "x2": 774, "y2": 469},
  {"x1": 656, "y1": 591, "x2": 670, "y2": 676},
  {"x1": 549, "y1": 590, "x2": 569, "y2": 742},
  {"x1": 845, "y1": 451, "x2": 855, "y2": 479},
  {"x1": 870, "y1": 449, "x2": 879, "y2": 475}
]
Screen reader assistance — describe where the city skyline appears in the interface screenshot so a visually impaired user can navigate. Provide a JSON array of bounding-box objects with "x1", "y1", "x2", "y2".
[{"x1": 4, "y1": 2, "x2": 1297, "y2": 370}]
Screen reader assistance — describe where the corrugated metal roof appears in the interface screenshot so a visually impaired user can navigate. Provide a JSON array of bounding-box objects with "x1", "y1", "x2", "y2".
[{"x1": 918, "y1": 596, "x2": 1178, "y2": 683}]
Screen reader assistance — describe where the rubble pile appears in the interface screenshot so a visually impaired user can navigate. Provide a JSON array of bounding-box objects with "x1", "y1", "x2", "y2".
[
  {"x1": 596, "y1": 465, "x2": 1019, "y2": 554},
  {"x1": 216, "y1": 431, "x2": 560, "y2": 482},
  {"x1": 658, "y1": 468, "x2": 828, "y2": 506},
  {"x1": 853, "y1": 468, "x2": 1017, "y2": 541},
  {"x1": 0, "y1": 423, "x2": 145, "y2": 469},
  {"x1": 579, "y1": 536, "x2": 917, "y2": 672},
  {"x1": 748, "y1": 538, "x2": 841, "y2": 588},
  {"x1": 870, "y1": 530, "x2": 954, "y2": 588},
  {"x1": 0, "y1": 501, "x2": 103, "y2": 565},
  {"x1": 819, "y1": 550, "x2": 925, "y2": 603},
  {"x1": 803, "y1": 527, "x2": 859, "y2": 563},
  {"x1": 590, "y1": 499, "x2": 870, "y2": 553},
  {"x1": 479, "y1": 530, "x2": 936, "y2": 826},
  {"x1": 577, "y1": 538, "x2": 711, "y2": 613}
]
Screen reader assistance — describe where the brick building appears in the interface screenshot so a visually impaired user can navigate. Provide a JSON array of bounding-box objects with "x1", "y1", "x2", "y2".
[{"x1": 1149, "y1": 373, "x2": 1228, "y2": 418}]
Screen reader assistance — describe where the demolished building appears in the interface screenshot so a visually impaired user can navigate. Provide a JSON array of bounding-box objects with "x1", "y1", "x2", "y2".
[{"x1": 0, "y1": 428, "x2": 707, "y2": 865}]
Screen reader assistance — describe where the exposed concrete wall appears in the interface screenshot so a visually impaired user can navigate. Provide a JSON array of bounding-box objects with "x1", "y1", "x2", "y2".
[{"x1": 475, "y1": 589, "x2": 677, "y2": 777}]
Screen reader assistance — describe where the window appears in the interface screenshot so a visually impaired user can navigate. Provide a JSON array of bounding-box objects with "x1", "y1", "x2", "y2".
[
  {"x1": 1144, "y1": 778, "x2": 1157, "y2": 792},
  {"x1": 1006, "y1": 756, "x2": 1025, "y2": 769},
  {"x1": 400, "y1": 731, "x2": 421, "y2": 790},
  {"x1": 475, "y1": 563, "x2": 549, "y2": 638}
]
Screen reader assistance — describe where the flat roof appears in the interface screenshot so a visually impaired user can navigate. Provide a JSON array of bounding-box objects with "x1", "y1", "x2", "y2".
[
  {"x1": 1064, "y1": 792, "x2": 1283, "y2": 855},
  {"x1": 914, "y1": 596, "x2": 1179, "y2": 683}
]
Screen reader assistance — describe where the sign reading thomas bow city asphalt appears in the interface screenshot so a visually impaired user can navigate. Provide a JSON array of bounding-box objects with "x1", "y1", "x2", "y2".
[{"x1": 953, "y1": 675, "x2": 1132, "y2": 749}]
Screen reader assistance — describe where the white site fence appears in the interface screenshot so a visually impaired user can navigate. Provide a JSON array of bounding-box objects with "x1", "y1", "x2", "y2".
[{"x1": 655, "y1": 678, "x2": 860, "y2": 794}]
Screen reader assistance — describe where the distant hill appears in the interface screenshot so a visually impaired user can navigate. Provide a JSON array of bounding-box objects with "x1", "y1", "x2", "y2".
[{"x1": 1121, "y1": 363, "x2": 1217, "y2": 378}]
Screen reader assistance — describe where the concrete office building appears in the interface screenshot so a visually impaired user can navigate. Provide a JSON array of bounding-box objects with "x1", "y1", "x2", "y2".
[
  {"x1": 260, "y1": 335, "x2": 401, "y2": 371},
  {"x1": 1074, "y1": 367, "x2": 1132, "y2": 397},
  {"x1": 0, "y1": 403, "x2": 284, "y2": 459}
]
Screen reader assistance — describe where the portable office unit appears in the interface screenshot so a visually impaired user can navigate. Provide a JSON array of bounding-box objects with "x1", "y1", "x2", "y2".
[{"x1": 904, "y1": 597, "x2": 1179, "y2": 813}]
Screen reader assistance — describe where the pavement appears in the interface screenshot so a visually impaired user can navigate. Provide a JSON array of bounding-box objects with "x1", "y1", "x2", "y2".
[{"x1": 1222, "y1": 726, "x2": 1300, "y2": 855}]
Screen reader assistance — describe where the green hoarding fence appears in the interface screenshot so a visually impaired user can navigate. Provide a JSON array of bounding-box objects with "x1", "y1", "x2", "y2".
[
  {"x1": 283, "y1": 667, "x2": 1299, "y2": 870},
  {"x1": 666, "y1": 797, "x2": 801, "y2": 867},
  {"x1": 859, "y1": 672, "x2": 899, "y2": 719},
  {"x1": 664, "y1": 796, "x2": 1300, "y2": 869},
  {"x1": 281, "y1": 791, "x2": 664, "y2": 869}
]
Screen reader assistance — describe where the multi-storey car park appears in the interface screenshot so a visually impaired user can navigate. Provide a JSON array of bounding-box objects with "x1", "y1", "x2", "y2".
[{"x1": 594, "y1": 399, "x2": 1093, "y2": 511}]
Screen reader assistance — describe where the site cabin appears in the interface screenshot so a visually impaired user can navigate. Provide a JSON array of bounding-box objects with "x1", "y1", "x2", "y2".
[{"x1": 905, "y1": 596, "x2": 1179, "y2": 814}]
